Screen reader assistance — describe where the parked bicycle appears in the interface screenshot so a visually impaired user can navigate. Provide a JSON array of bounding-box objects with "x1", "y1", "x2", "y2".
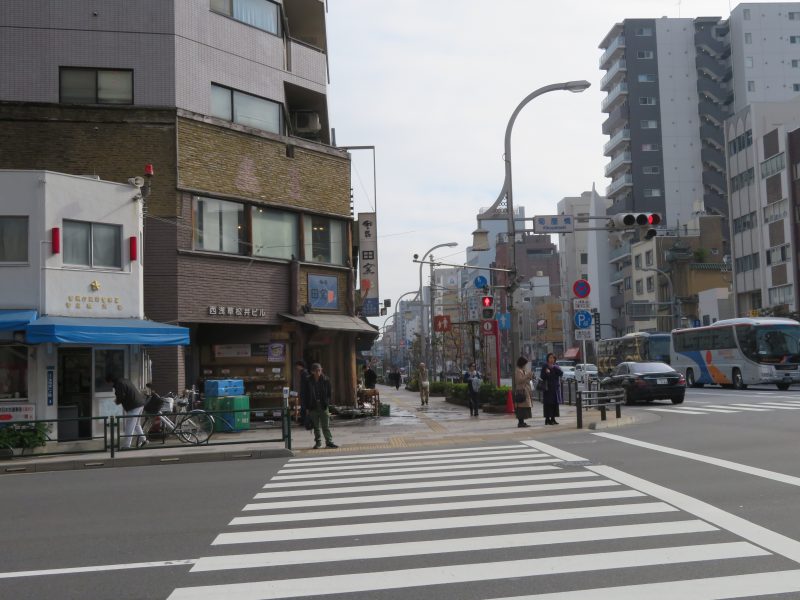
[{"x1": 141, "y1": 386, "x2": 215, "y2": 445}]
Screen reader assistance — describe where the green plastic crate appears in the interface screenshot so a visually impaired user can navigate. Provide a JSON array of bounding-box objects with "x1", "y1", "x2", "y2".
[
  {"x1": 214, "y1": 410, "x2": 250, "y2": 432},
  {"x1": 205, "y1": 395, "x2": 250, "y2": 432},
  {"x1": 379, "y1": 403, "x2": 390, "y2": 417}
]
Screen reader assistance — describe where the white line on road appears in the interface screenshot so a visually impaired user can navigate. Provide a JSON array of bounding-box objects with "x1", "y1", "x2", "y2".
[
  {"x1": 283, "y1": 447, "x2": 538, "y2": 467},
  {"x1": 191, "y1": 520, "x2": 715, "y2": 572},
  {"x1": 520, "y1": 439, "x2": 588, "y2": 462},
  {"x1": 212, "y1": 502, "x2": 677, "y2": 545},
  {"x1": 703, "y1": 404, "x2": 770, "y2": 412},
  {"x1": 287, "y1": 444, "x2": 523, "y2": 462},
  {"x1": 645, "y1": 408, "x2": 715, "y2": 415},
  {"x1": 0, "y1": 559, "x2": 196, "y2": 580},
  {"x1": 731, "y1": 403, "x2": 800, "y2": 410}
]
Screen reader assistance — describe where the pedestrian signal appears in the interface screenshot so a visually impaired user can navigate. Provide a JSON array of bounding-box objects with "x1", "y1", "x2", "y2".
[{"x1": 481, "y1": 295, "x2": 495, "y2": 319}]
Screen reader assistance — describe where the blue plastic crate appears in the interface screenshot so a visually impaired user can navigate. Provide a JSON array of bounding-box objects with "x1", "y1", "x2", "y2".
[{"x1": 204, "y1": 379, "x2": 245, "y2": 397}]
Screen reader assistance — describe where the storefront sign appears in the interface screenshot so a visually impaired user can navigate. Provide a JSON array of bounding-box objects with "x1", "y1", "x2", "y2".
[
  {"x1": 208, "y1": 306, "x2": 267, "y2": 317},
  {"x1": 65, "y1": 295, "x2": 124, "y2": 311},
  {"x1": 252, "y1": 342, "x2": 286, "y2": 362},
  {"x1": 0, "y1": 403, "x2": 35, "y2": 422},
  {"x1": 47, "y1": 367, "x2": 54, "y2": 406},
  {"x1": 358, "y1": 212, "x2": 380, "y2": 316},
  {"x1": 213, "y1": 344, "x2": 251, "y2": 358},
  {"x1": 308, "y1": 274, "x2": 339, "y2": 309}
]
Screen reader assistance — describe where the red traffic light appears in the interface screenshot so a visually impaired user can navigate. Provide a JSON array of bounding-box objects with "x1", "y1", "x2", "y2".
[
  {"x1": 648, "y1": 213, "x2": 662, "y2": 225},
  {"x1": 481, "y1": 296, "x2": 494, "y2": 308}
]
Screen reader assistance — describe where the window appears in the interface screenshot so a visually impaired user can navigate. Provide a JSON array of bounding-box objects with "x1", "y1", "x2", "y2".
[
  {"x1": 624, "y1": 276, "x2": 631, "y2": 290},
  {"x1": 766, "y1": 244, "x2": 792, "y2": 265},
  {"x1": 790, "y1": 12, "x2": 800, "y2": 20},
  {"x1": 743, "y1": 8, "x2": 751, "y2": 20},
  {"x1": 792, "y1": 36, "x2": 800, "y2": 44},
  {"x1": 0, "y1": 346, "x2": 28, "y2": 399},
  {"x1": 728, "y1": 130, "x2": 753, "y2": 156},
  {"x1": 747, "y1": 80, "x2": 755, "y2": 92},
  {"x1": 745, "y1": 56, "x2": 754, "y2": 68},
  {"x1": 642, "y1": 143, "x2": 660, "y2": 151},
  {"x1": 211, "y1": 84, "x2": 282, "y2": 134},
  {"x1": 794, "y1": 84, "x2": 800, "y2": 92},
  {"x1": 193, "y1": 197, "x2": 245, "y2": 254},
  {"x1": 210, "y1": 0, "x2": 281, "y2": 35},
  {"x1": 251, "y1": 207, "x2": 298, "y2": 260},
  {"x1": 793, "y1": 60, "x2": 800, "y2": 68},
  {"x1": 640, "y1": 120, "x2": 658, "y2": 129},
  {"x1": 761, "y1": 152, "x2": 785, "y2": 179},
  {"x1": 638, "y1": 74, "x2": 657, "y2": 83},
  {"x1": 769, "y1": 284, "x2": 794, "y2": 306},
  {"x1": 60, "y1": 68, "x2": 133, "y2": 105},
  {"x1": 646, "y1": 276, "x2": 654, "y2": 293},
  {"x1": 732, "y1": 211, "x2": 757, "y2": 234},
  {"x1": 635, "y1": 279, "x2": 643, "y2": 295},
  {"x1": 304, "y1": 216, "x2": 347, "y2": 265},
  {"x1": 745, "y1": 32, "x2": 752, "y2": 44},
  {"x1": 0, "y1": 216, "x2": 28, "y2": 262},
  {"x1": 94, "y1": 349, "x2": 125, "y2": 392},
  {"x1": 764, "y1": 199, "x2": 788, "y2": 224},
  {"x1": 734, "y1": 252, "x2": 760, "y2": 272},
  {"x1": 645, "y1": 250, "x2": 653, "y2": 266},
  {"x1": 643, "y1": 188, "x2": 662, "y2": 197},
  {"x1": 639, "y1": 96, "x2": 657, "y2": 105},
  {"x1": 635, "y1": 254, "x2": 642, "y2": 268},
  {"x1": 635, "y1": 27, "x2": 653, "y2": 36},
  {"x1": 643, "y1": 165, "x2": 661, "y2": 174},
  {"x1": 637, "y1": 50, "x2": 654, "y2": 59},
  {"x1": 730, "y1": 167, "x2": 755, "y2": 192},
  {"x1": 63, "y1": 220, "x2": 122, "y2": 268},
  {"x1": 580, "y1": 252, "x2": 588, "y2": 265}
]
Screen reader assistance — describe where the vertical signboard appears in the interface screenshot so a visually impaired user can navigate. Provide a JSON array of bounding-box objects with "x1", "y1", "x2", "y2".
[
  {"x1": 47, "y1": 367, "x2": 54, "y2": 406},
  {"x1": 358, "y1": 212, "x2": 380, "y2": 316}
]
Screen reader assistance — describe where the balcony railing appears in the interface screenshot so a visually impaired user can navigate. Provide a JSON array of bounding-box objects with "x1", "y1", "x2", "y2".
[
  {"x1": 601, "y1": 59, "x2": 627, "y2": 90},
  {"x1": 602, "y1": 102, "x2": 629, "y2": 135},
  {"x1": 604, "y1": 128, "x2": 631, "y2": 155},
  {"x1": 288, "y1": 38, "x2": 328, "y2": 87},
  {"x1": 601, "y1": 82, "x2": 629, "y2": 113},
  {"x1": 604, "y1": 152, "x2": 632, "y2": 177},
  {"x1": 600, "y1": 36, "x2": 626, "y2": 69},
  {"x1": 606, "y1": 173, "x2": 633, "y2": 197}
]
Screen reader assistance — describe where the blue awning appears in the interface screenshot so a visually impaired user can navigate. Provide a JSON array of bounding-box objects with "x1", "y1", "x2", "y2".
[
  {"x1": 0, "y1": 309, "x2": 38, "y2": 331},
  {"x1": 25, "y1": 316, "x2": 189, "y2": 346}
]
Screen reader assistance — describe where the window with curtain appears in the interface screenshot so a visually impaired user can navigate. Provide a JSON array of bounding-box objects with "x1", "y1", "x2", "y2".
[
  {"x1": 210, "y1": 0, "x2": 280, "y2": 35},
  {"x1": 252, "y1": 207, "x2": 297, "y2": 260},
  {"x1": 210, "y1": 84, "x2": 282, "y2": 134},
  {"x1": 60, "y1": 68, "x2": 133, "y2": 104},
  {"x1": 304, "y1": 216, "x2": 346, "y2": 265},
  {"x1": 194, "y1": 197, "x2": 245, "y2": 254},
  {"x1": 64, "y1": 220, "x2": 122, "y2": 268},
  {"x1": 0, "y1": 217, "x2": 28, "y2": 262}
]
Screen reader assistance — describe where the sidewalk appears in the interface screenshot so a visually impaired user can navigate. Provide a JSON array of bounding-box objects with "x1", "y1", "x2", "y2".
[{"x1": 0, "y1": 385, "x2": 635, "y2": 474}]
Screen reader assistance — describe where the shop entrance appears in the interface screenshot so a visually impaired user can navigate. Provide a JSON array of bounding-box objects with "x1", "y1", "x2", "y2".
[{"x1": 57, "y1": 348, "x2": 92, "y2": 440}]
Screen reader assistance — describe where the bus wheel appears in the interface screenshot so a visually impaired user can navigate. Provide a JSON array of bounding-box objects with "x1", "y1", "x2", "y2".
[
  {"x1": 686, "y1": 369, "x2": 704, "y2": 388},
  {"x1": 732, "y1": 368, "x2": 747, "y2": 390},
  {"x1": 777, "y1": 382, "x2": 791, "y2": 391}
]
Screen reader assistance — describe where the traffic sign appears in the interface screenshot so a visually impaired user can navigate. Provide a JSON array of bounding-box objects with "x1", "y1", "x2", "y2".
[
  {"x1": 533, "y1": 215, "x2": 575, "y2": 234},
  {"x1": 575, "y1": 329, "x2": 593, "y2": 341},
  {"x1": 573, "y1": 298, "x2": 591, "y2": 310},
  {"x1": 573, "y1": 279, "x2": 591, "y2": 298},
  {"x1": 496, "y1": 312, "x2": 511, "y2": 330},
  {"x1": 574, "y1": 310, "x2": 593, "y2": 329},
  {"x1": 481, "y1": 319, "x2": 498, "y2": 336},
  {"x1": 474, "y1": 275, "x2": 488, "y2": 289}
]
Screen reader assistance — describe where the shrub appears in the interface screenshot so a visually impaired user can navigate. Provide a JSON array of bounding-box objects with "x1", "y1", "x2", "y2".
[
  {"x1": 406, "y1": 378, "x2": 419, "y2": 392},
  {"x1": 0, "y1": 422, "x2": 51, "y2": 451}
]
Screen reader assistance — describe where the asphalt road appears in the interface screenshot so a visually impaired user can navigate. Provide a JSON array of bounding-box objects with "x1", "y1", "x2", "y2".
[{"x1": 4, "y1": 385, "x2": 800, "y2": 599}]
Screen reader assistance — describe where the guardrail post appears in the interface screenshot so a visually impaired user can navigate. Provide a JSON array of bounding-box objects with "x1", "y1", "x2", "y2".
[
  {"x1": 600, "y1": 401, "x2": 607, "y2": 421},
  {"x1": 110, "y1": 416, "x2": 116, "y2": 458},
  {"x1": 282, "y1": 397, "x2": 292, "y2": 451},
  {"x1": 576, "y1": 391, "x2": 583, "y2": 429},
  {"x1": 615, "y1": 401, "x2": 622, "y2": 419}
]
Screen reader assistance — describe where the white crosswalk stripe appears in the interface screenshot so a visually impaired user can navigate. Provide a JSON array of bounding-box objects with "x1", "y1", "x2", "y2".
[
  {"x1": 645, "y1": 399, "x2": 800, "y2": 416},
  {"x1": 168, "y1": 441, "x2": 800, "y2": 599}
]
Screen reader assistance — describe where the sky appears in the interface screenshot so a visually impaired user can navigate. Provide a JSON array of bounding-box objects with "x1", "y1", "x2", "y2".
[{"x1": 325, "y1": 0, "x2": 764, "y2": 330}]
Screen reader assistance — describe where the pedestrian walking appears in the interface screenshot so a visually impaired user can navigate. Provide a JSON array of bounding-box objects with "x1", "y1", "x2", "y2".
[
  {"x1": 466, "y1": 363, "x2": 482, "y2": 417},
  {"x1": 513, "y1": 357, "x2": 533, "y2": 427},
  {"x1": 301, "y1": 363, "x2": 338, "y2": 449},
  {"x1": 418, "y1": 362, "x2": 430, "y2": 406},
  {"x1": 392, "y1": 367, "x2": 401, "y2": 390},
  {"x1": 540, "y1": 352, "x2": 563, "y2": 425},
  {"x1": 106, "y1": 373, "x2": 147, "y2": 448},
  {"x1": 363, "y1": 364, "x2": 378, "y2": 389}
]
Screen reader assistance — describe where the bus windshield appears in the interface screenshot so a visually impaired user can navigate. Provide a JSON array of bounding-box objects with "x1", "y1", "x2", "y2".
[
  {"x1": 737, "y1": 324, "x2": 800, "y2": 364},
  {"x1": 646, "y1": 334, "x2": 671, "y2": 364}
]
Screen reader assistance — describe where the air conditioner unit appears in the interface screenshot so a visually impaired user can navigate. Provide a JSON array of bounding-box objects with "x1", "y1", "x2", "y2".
[{"x1": 292, "y1": 111, "x2": 322, "y2": 134}]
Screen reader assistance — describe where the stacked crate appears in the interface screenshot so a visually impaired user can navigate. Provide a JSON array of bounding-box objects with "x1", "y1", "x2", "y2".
[{"x1": 204, "y1": 379, "x2": 250, "y2": 432}]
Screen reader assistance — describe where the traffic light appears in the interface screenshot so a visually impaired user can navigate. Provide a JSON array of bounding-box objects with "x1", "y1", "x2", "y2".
[
  {"x1": 481, "y1": 295, "x2": 495, "y2": 319},
  {"x1": 608, "y1": 212, "x2": 662, "y2": 239},
  {"x1": 641, "y1": 213, "x2": 661, "y2": 240}
]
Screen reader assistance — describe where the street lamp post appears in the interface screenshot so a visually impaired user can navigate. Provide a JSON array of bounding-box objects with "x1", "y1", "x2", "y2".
[
  {"x1": 641, "y1": 266, "x2": 679, "y2": 329},
  {"x1": 490, "y1": 80, "x2": 591, "y2": 373},
  {"x1": 417, "y1": 242, "x2": 458, "y2": 371}
]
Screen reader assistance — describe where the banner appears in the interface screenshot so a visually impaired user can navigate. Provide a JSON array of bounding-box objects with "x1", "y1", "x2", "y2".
[{"x1": 358, "y1": 212, "x2": 380, "y2": 316}]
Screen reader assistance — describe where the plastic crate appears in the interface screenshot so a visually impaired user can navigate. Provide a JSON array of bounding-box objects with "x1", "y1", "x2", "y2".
[
  {"x1": 379, "y1": 403, "x2": 390, "y2": 417},
  {"x1": 204, "y1": 379, "x2": 245, "y2": 397},
  {"x1": 214, "y1": 410, "x2": 250, "y2": 432}
]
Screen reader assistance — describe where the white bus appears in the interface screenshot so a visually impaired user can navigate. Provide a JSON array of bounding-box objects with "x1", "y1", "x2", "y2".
[
  {"x1": 596, "y1": 332, "x2": 672, "y2": 375},
  {"x1": 671, "y1": 317, "x2": 800, "y2": 390}
]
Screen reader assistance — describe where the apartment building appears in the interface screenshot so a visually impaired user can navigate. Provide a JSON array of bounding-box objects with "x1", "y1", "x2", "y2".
[{"x1": 557, "y1": 192, "x2": 592, "y2": 345}]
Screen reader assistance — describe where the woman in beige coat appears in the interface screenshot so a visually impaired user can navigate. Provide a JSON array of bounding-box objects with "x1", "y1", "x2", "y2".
[{"x1": 513, "y1": 356, "x2": 533, "y2": 427}]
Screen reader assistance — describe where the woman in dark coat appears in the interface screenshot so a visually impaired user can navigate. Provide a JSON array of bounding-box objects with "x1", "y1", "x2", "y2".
[{"x1": 540, "y1": 352, "x2": 563, "y2": 425}]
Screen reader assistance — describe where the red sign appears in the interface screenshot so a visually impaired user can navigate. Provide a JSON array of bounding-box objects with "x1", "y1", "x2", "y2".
[
  {"x1": 573, "y1": 279, "x2": 591, "y2": 298},
  {"x1": 481, "y1": 319, "x2": 498, "y2": 336},
  {"x1": 433, "y1": 315, "x2": 452, "y2": 333}
]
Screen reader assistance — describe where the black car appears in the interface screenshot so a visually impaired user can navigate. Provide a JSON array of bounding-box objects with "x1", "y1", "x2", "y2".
[{"x1": 600, "y1": 361, "x2": 686, "y2": 405}]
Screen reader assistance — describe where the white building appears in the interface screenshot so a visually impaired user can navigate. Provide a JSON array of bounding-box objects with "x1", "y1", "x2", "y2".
[{"x1": 558, "y1": 191, "x2": 592, "y2": 346}]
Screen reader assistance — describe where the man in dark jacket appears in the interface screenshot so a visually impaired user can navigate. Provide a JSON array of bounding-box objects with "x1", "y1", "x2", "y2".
[
  {"x1": 363, "y1": 364, "x2": 378, "y2": 389},
  {"x1": 301, "y1": 363, "x2": 338, "y2": 449},
  {"x1": 106, "y1": 374, "x2": 147, "y2": 448}
]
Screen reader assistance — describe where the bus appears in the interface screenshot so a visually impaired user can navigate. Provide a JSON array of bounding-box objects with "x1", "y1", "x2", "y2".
[
  {"x1": 671, "y1": 317, "x2": 800, "y2": 390},
  {"x1": 596, "y1": 332, "x2": 672, "y2": 375}
]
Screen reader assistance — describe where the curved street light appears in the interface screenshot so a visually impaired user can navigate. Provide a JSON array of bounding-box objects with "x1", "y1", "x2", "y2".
[{"x1": 417, "y1": 242, "x2": 458, "y2": 369}]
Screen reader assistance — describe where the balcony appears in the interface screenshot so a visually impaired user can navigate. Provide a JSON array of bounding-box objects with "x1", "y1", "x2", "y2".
[
  {"x1": 604, "y1": 128, "x2": 631, "y2": 155},
  {"x1": 604, "y1": 152, "x2": 632, "y2": 177},
  {"x1": 288, "y1": 38, "x2": 328, "y2": 87},
  {"x1": 702, "y1": 169, "x2": 727, "y2": 194},
  {"x1": 701, "y1": 147, "x2": 725, "y2": 172},
  {"x1": 694, "y1": 33, "x2": 727, "y2": 58},
  {"x1": 606, "y1": 173, "x2": 633, "y2": 197},
  {"x1": 700, "y1": 124, "x2": 725, "y2": 150},
  {"x1": 699, "y1": 101, "x2": 730, "y2": 126},
  {"x1": 611, "y1": 295, "x2": 626, "y2": 310},
  {"x1": 600, "y1": 36, "x2": 626, "y2": 69},
  {"x1": 601, "y1": 59, "x2": 627, "y2": 91},
  {"x1": 695, "y1": 52, "x2": 726, "y2": 80},
  {"x1": 697, "y1": 77, "x2": 728, "y2": 105},
  {"x1": 609, "y1": 241, "x2": 632, "y2": 263},
  {"x1": 602, "y1": 102, "x2": 629, "y2": 135},
  {"x1": 601, "y1": 82, "x2": 629, "y2": 113}
]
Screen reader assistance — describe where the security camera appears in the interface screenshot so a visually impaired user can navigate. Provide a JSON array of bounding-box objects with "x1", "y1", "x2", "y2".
[
  {"x1": 128, "y1": 176, "x2": 145, "y2": 187},
  {"x1": 413, "y1": 253, "x2": 419, "y2": 260}
]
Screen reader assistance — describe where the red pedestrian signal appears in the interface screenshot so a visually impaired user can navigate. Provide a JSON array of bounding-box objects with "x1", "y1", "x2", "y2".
[
  {"x1": 481, "y1": 296, "x2": 495, "y2": 319},
  {"x1": 481, "y1": 296, "x2": 494, "y2": 308}
]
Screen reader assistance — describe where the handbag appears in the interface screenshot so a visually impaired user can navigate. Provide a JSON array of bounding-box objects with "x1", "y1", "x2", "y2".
[
  {"x1": 513, "y1": 390, "x2": 526, "y2": 404},
  {"x1": 536, "y1": 379, "x2": 547, "y2": 392}
]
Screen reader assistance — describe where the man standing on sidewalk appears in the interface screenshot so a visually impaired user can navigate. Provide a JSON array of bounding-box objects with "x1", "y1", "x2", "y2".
[
  {"x1": 301, "y1": 363, "x2": 338, "y2": 449},
  {"x1": 465, "y1": 363, "x2": 482, "y2": 417}
]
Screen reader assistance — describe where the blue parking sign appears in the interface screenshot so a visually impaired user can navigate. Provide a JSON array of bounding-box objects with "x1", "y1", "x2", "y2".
[{"x1": 574, "y1": 310, "x2": 592, "y2": 329}]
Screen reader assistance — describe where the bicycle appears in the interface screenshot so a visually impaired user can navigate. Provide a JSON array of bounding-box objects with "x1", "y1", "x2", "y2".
[{"x1": 142, "y1": 390, "x2": 215, "y2": 445}]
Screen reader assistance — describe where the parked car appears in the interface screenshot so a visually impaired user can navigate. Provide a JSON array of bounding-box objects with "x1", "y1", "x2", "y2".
[
  {"x1": 600, "y1": 361, "x2": 686, "y2": 405},
  {"x1": 556, "y1": 359, "x2": 576, "y2": 368},
  {"x1": 574, "y1": 363, "x2": 599, "y2": 384},
  {"x1": 561, "y1": 366, "x2": 576, "y2": 381}
]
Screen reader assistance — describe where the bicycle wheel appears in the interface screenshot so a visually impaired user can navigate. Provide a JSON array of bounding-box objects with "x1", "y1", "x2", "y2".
[{"x1": 177, "y1": 410, "x2": 214, "y2": 444}]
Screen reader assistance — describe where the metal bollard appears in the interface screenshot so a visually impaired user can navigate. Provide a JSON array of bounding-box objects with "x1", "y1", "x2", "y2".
[{"x1": 576, "y1": 391, "x2": 583, "y2": 429}]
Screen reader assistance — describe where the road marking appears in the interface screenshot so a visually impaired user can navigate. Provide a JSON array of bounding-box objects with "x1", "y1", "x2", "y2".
[
  {"x1": 731, "y1": 403, "x2": 800, "y2": 410},
  {"x1": 191, "y1": 520, "x2": 715, "y2": 572},
  {"x1": 253, "y1": 471, "x2": 598, "y2": 499},
  {"x1": 167, "y1": 542, "x2": 765, "y2": 600},
  {"x1": 0, "y1": 559, "x2": 196, "y2": 580},
  {"x1": 487, "y1": 569, "x2": 800, "y2": 599},
  {"x1": 287, "y1": 443, "x2": 522, "y2": 462},
  {"x1": 284, "y1": 447, "x2": 537, "y2": 467},
  {"x1": 264, "y1": 461, "x2": 560, "y2": 488},
  {"x1": 748, "y1": 402, "x2": 800, "y2": 409},
  {"x1": 278, "y1": 450, "x2": 544, "y2": 473},
  {"x1": 230, "y1": 489, "x2": 644, "y2": 525},
  {"x1": 593, "y1": 432, "x2": 800, "y2": 489},
  {"x1": 520, "y1": 439, "x2": 588, "y2": 461},
  {"x1": 703, "y1": 404, "x2": 769, "y2": 412},
  {"x1": 645, "y1": 408, "x2": 717, "y2": 415},
  {"x1": 245, "y1": 479, "x2": 618, "y2": 510},
  {"x1": 212, "y1": 502, "x2": 677, "y2": 545}
]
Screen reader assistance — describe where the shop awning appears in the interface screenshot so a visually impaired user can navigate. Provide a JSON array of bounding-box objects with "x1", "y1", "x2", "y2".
[
  {"x1": 280, "y1": 313, "x2": 379, "y2": 336},
  {"x1": 0, "y1": 309, "x2": 38, "y2": 331},
  {"x1": 25, "y1": 316, "x2": 190, "y2": 346},
  {"x1": 563, "y1": 347, "x2": 581, "y2": 360}
]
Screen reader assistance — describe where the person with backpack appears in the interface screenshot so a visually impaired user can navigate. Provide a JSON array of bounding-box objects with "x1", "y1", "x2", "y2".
[{"x1": 466, "y1": 363, "x2": 482, "y2": 416}]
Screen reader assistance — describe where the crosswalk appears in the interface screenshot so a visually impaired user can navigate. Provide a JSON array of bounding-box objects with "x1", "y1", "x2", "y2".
[
  {"x1": 645, "y1": 397, "x2": 800, "y2": 417},
  {"x1": 167, "y1": 441, "x2": 800, "y2": 599}
]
